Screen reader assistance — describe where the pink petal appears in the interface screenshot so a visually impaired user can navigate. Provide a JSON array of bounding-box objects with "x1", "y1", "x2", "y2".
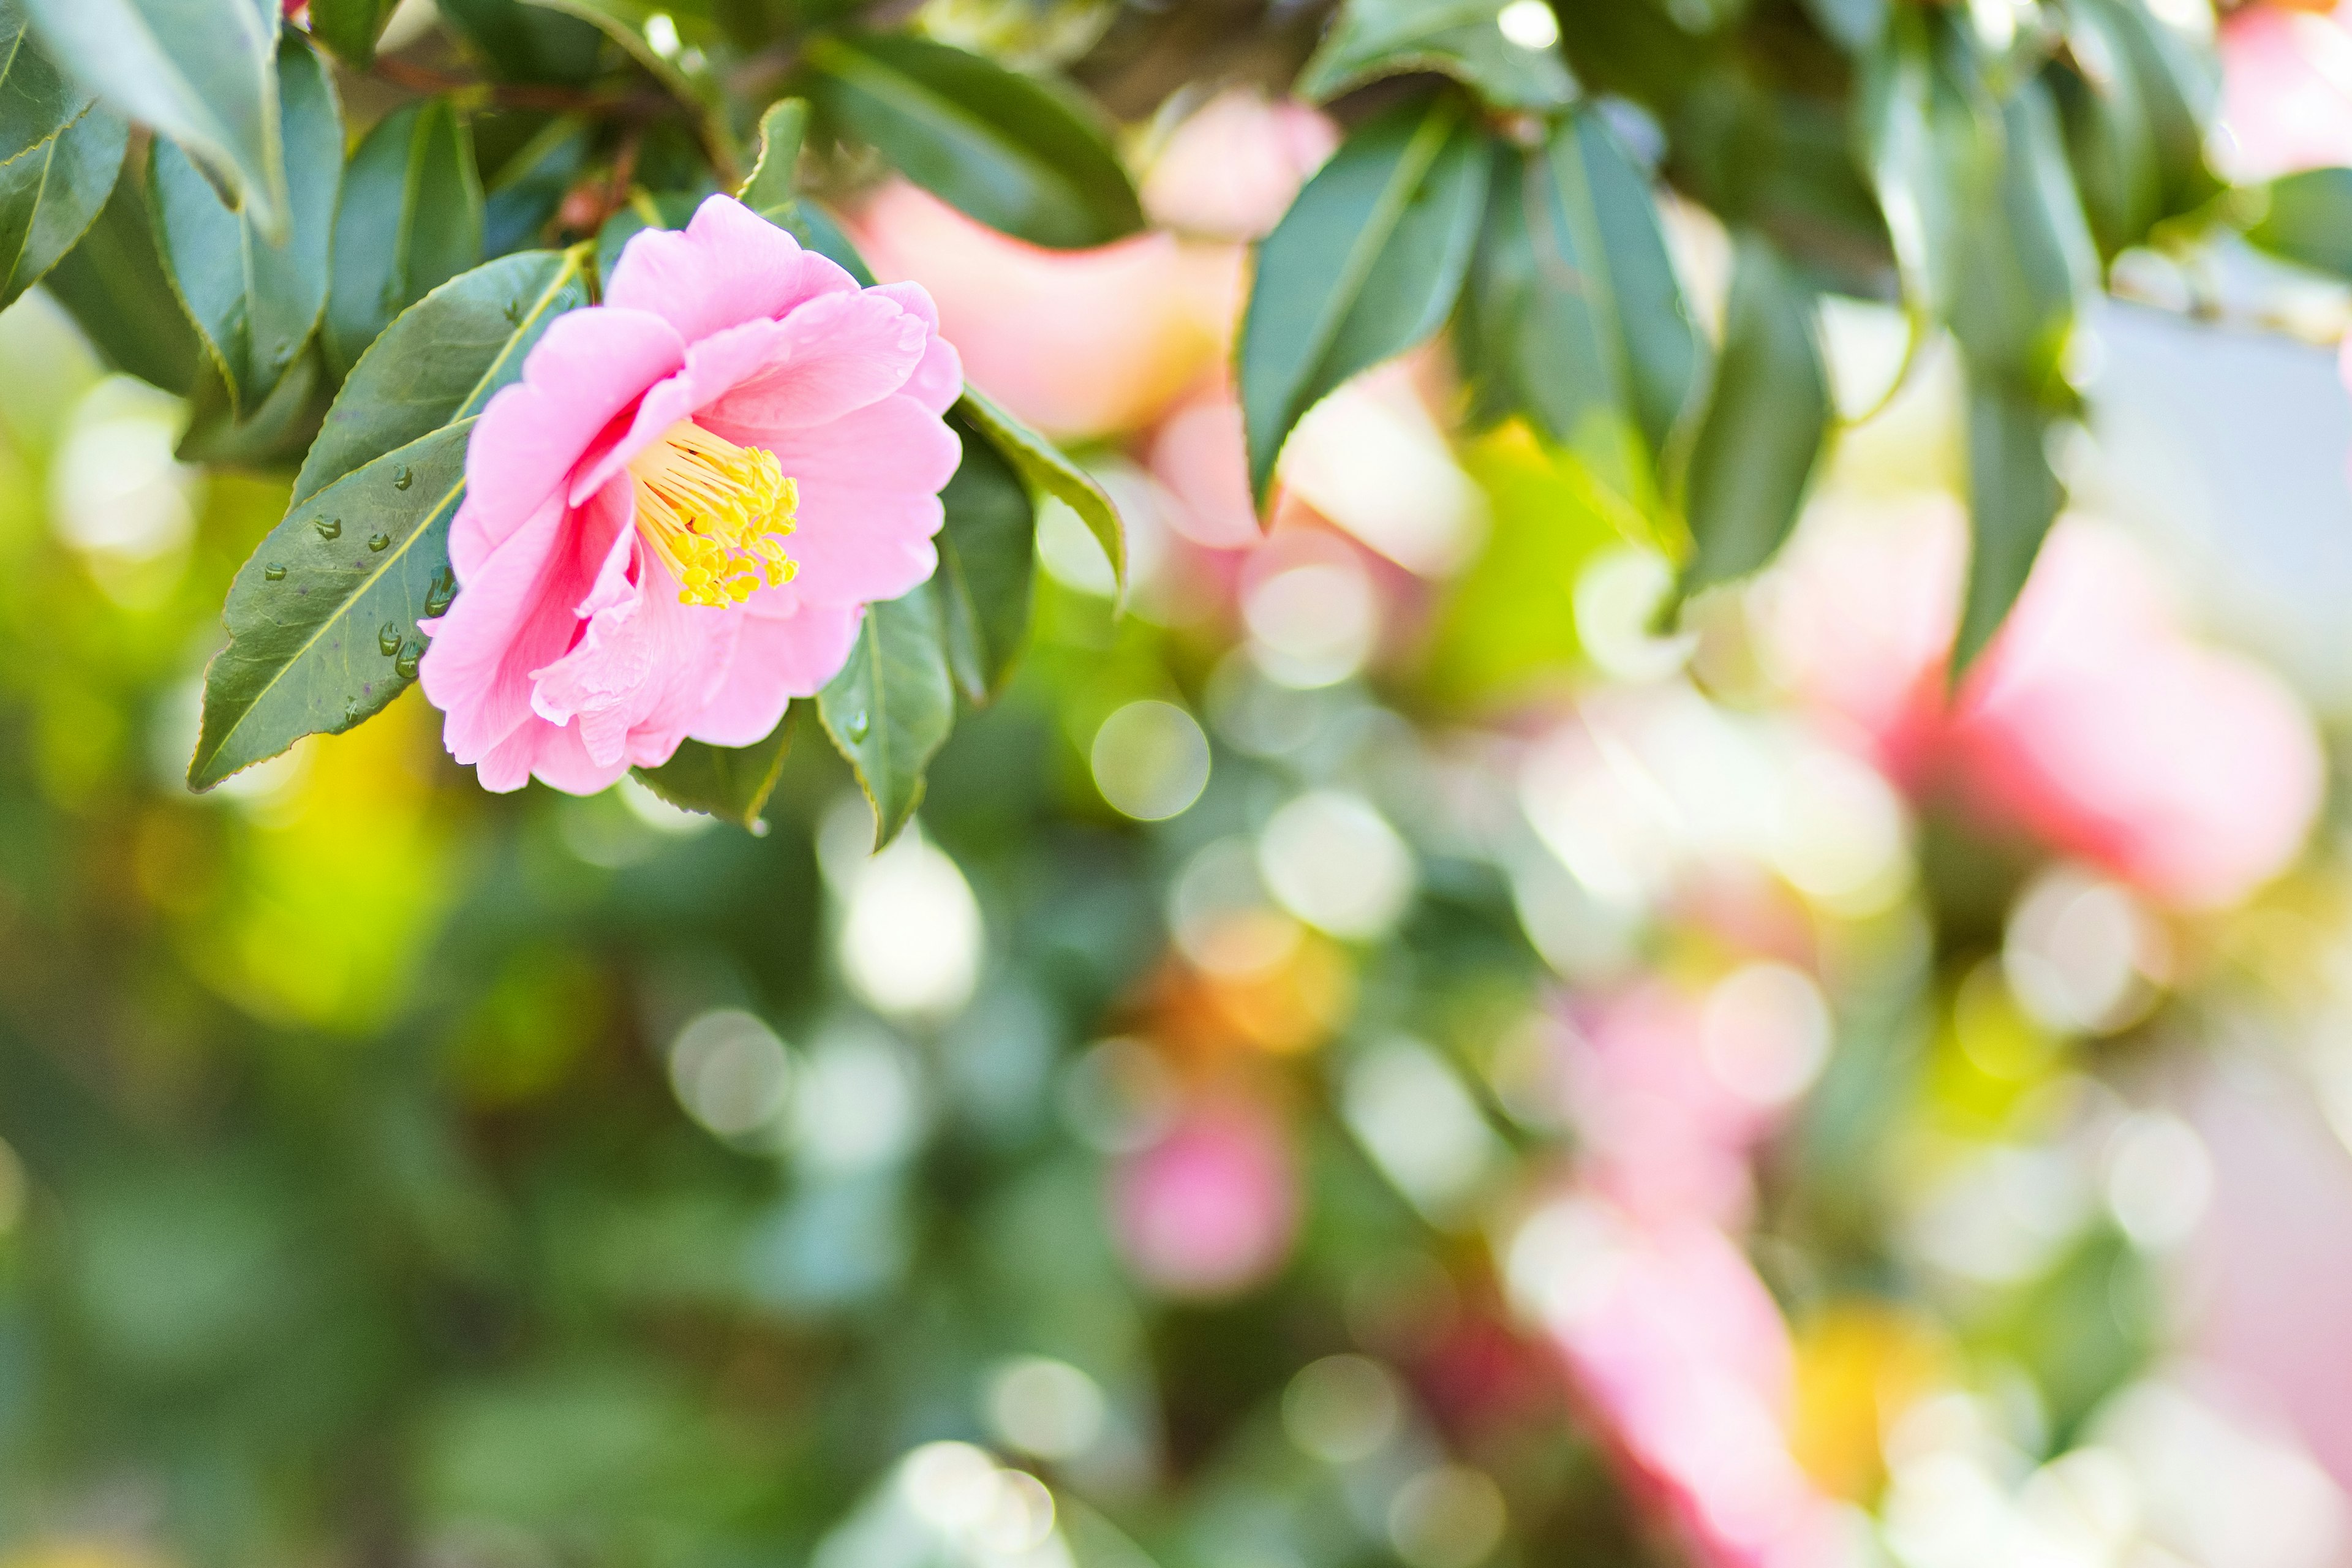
[
  {"x1": 524, "y1": 715, "x2": 634, "y2": 795},
  {"x1": 459, "y1": 307, "x2": 685, "y2": 571},
  {"x1": 704, "y1": 392, "x2": 962, "y2": 610},
  {"x1": 701, "y1": 289, "x2": 932, "y2": 433},
  {"x1": 688, "y1": 603, "x2": 864, "y2": 747},
  {"x1": 568, "y1": 316, "x2": 798, "y2": 504},
  {"x1": 868, "y1": 281, "x2": 963, "y2": 415},
  {"x1": 605, "y1": 194, "x2": 859, "y2": 344},
  {"x1": 419, "y1": 494, "x2": 617, "y2": 765}
]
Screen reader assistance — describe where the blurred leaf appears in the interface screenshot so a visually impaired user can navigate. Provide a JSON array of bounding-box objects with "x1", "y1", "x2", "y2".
[
  {"x1": 804, "y1": 32, "x2": 1143, "y2": 249},
  {"x1": 480, "y1": 111, "x2": 593, "y2": 257},
  {"x1": 298, "y1": 245, "x2": 590, "y2": 505},
  {"x1": 958, "y1": 382, "x2": 1123, "y2": 591},
  {"x1": 310, "y1": 0, "x2": 400, "y2": 67},
  {"x1": 1862, "y1": 17, "x2": 1978, "y2": 322},
  {"x1": 2056, "y1": 0, "x2": 2162, "y2": 256},
  {"x1": 1953, "y1": 375, "x2": 2065, "y2": 677},
  {"x1": 1950, "y1": 82, "x2": 2095, "y2": 391},
  {"x1": 1240, "y1": 90, "x2": 1488, "y2": 507},
  {"x1": 1797, "y1": 0, "x2": 1885, "y2": 52},
  {"x1": 1682, "y1": 235, "x2": 1828, "y2": 592},
  {"x1": 819, "y1": 582, "x2": 954, "y2": 848},
  {"x1": 2246, "y1": 168, "x2": 2352, "y2": 279},
  {"x1": 325, "y1": 99, "x2": 484, "y2": 379},
  {"x1": 192, "y1": 246, "x2": 591, "y2": 785},
  {"x1": 737, "y1": 96, "x2": 809, "y2": 220},
  {"x1": 937, "y1": 409, "x2": 1035, "y2": 704},
  {"x1": 151, "y1": 31, "x2": 340, "y2": 413},
  {"x1": 42, "y1": 167, "x2": 202, "y2": 392},
  {"x1": 189, "y1": 421, "x2": 468, "y2": 790},
  {"x1": 0, "y1": 5, "x2": 127, "y2": 312},
  {"x1": 633, "y1": 714, "x2": 794, "y2": 831},
  {"x1": 177, "y1": 339, "x2": 328, "y2": 467},
  {"x1": 1297, "y1": 0, "x2": 1577, "y2": 114},
  {"x1": 23, "y1": 0, "x2": 288, "y2": 241},
  {"x1": 439, "y1": 0, "x2": 608, "y2": 85}
]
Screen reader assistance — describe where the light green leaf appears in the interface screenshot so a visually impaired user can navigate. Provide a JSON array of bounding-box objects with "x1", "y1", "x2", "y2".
[
  {"x1": 189, "y1": 246, "x2": 592, "y2": 786},
  {"x1": 2245, "y1": 168, "x2": 2352, "y2": 280},
  {"x1": 738, "y1": 97, "x2": 809, "y2": 220},
  {"x1": 438, "y1": 0, "x2": 606, "y2": 85},
  {"x1": 42, "y1": 168, "x2": 202, "y2": 394},
  {"x1": 936, "y1": 410, "x2": 1035, "y2": 704},
  {"x1": 189, "y1": 422, "x2": 470, "y2": 789},
  {"x1": 1953, "y1": 377, "x2": 2065, "y2": 677},
  {"x1": 957, "y1": 383, "x2": 1124, "y2": 594},
  {"x1": 804, "y1": 32, "x2": 1142, "y2": 250},
  {"x1": 818, "y1": 583, "x2": 955, "y2": 850},
  {"x1": 151, "y1": 31, "x2": 340, "y2": 414},
  {"x1": 1239, "y1": 91, "x2": 1488, "y2": 507},
  {"x1": 0, "y1": 2, "x2": 128, "y2": 312},
  {"x1": 1298, "y1": 0, "x2": 1576, "y2": 115},
  {"x1": 1948, "y1": 80, "x2": 2095, "y2": 391},
  {"x1": 325, "y1": 99, "x2": 485, "y2": 377},
  {"x1": 633, "y1": 716, "x2": 794, "y2": 832},
  {"x1": 1798, "y1": 0, "x2": 1885, "y2": 53},
  {"x1": 1681, "y1": 235, "x2": 1830, "y2": 592},
  {"x1": 309, "y1": 0, "x2": 400, "y2": 67},
  {"x1": 23, "y1": 0, "x2": 288, "y2": 241}
]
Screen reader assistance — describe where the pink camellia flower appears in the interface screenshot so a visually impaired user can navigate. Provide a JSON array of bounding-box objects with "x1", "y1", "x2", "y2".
[
  {"x1": 2216, "y1": 2, "x2": 2352, "y2": 180},
  {"x1": 417, "y1": 195, "x2": 962, "y2": 793},
  {"x1": 1112, "y1": 1098, "x2": 1298, "y2": 1299}
]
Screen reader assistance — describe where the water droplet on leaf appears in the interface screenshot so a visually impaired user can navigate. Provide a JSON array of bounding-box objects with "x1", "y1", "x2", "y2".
[
  {"x1": 368, "y1": 532, "x2": 390, "y2": 552},
  {"x1": 262, "y1": 563, "x2": 286, "y2": 581},
  {"x1": 845, "y1": 709, "x2": 869, "y2": 741},
  {"x1": 425, "y1": 568, "x2": 457, "y2": 617},
  {"x1": 394, "y1": 643, "x2": 422, "y2": 681},
  {"x1": 379, "y1": 622, "x2": 403, "y2": 657},
  {"x1": 315, "y1": 517, "x2": 341, "y2": 540},
  {"x1": 392, "y1": 466, "x2": 412, "y2": 491}
]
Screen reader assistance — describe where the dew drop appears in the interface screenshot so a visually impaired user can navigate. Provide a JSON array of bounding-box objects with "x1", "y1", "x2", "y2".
[
  {"x1": 845, "y1": 709, "x2": 869, "y2": 741},
  {"x1": 392, "y1": 466, "x2": 413, "y2": 491},
  {"x1": 425, "y1": 568, "x2": 458, "y2": 617},
  {"x1": 262, "y1": 562, "x2": 287, "y2": 581},
  {"x1": 502, "y1": 299, "x2": 522, "y2": 323},
  {"x1": 315, "y1": 517, "x2": 341, "y2": 540},
  {"x1": 368, "y1": 531, "x2": 391, "y2": 552},
  {"x1": 394, "y1": 642, "x2": 422, "y2": 681},
  {"x1": 379, "y1": 622, "x2": 403, "y2": 657}
]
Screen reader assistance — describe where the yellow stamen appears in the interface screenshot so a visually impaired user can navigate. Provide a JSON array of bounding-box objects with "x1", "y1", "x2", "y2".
[{"x1": 627, "y1": 420, "x2": 801, "y2": 608}]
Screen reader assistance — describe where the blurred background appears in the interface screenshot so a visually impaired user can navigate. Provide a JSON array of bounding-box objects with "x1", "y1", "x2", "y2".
[{"x1": 10, "y1": 3, "x2": 2352, "y2": 1567}]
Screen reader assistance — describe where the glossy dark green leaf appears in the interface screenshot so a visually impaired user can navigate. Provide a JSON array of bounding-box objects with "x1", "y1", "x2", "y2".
[
  {"x1": 1953, "y1": 377, "x2": 2065, "y2": 677},
  {"x1": 296, "y1": 244, "x2": 591, "y2": 506},
  {"x1": 1681, "y1": 235, "x2": 1830, "y2": 592},
  {"x1": 737, "y1": 97, "x2": 809, "y2": 221},
  {"x1": 818, "y1": 582, "x2": 956, "y2": 849},
  {"x1": 2056, "y1": 0, "x2": 2162, "y2": 256},
  {"x1": 151, "y1": 32, "x2": 340, "y2": 414},
  {"x1": 0, "y1": 4, "x2": 128, "y2": 312},
  {"x1": 42, "y1": 169, "x2": 201, "y2": 393},
  {"x1": 309, "y1": 0, "x2": 399, "y2": 67},
  {"x1": 439, "y1": 0, "x2": 608, "y2": 85},
  {"x1": 2247, "y1": 168, "x2": 2352, "y2": 280},
  {"x1": 325, "y1": 99, "x2": 485, "y2": 377},
  {"x1": 189, "y1": 423, "x2": 470, "y2": 789},
  {"x1": 936, "y1": 412, "x2": 1035, "y2": 704},
  {"x1": 957, "y1": 383, "x2": 1123, "y2": 592},
  {"x1": 176, "y1": 341, "x2": 329, "y2": 468},
  {"x1": 804, "y1": 32, "x2": 1142, "y2": 250},
  {"x1": 633, "y1": 715, "x2": 794, "y2": 832},
  {"x1": 1297, "y1": 0, "x2": 1576, "y2": 114},
  {"x1": 1239, "y1": 91, "x2": 1488, "y2": 507},
  {"x1": 23, "y1": 0, "x2": 288, "y2": 240},
  {"x1": 1950, "y1": 82, "x2": 2094, "y2": 393},
  {"x1": 188, "y1": 248, "x2": 593, "y2": 785}
]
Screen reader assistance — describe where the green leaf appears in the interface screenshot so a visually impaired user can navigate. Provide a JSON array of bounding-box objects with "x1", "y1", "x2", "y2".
[
  {"x1": 42, "y1": 168, "x2": 202, "y2": 393},
  {"x1": 325, "y1": 99, "x2": 486, "y2": 377},
  {"x1": 438, "y1": 0, "x2": 608, "y2": 86},
  {"x1": 0, "y1": 5, "x2": 128, "y2": 313},
  {"x1": 150, "y1": 31, "x2": 340, "y2": 415},
  {"x1": 1681, "y1": 235, "x2": 1830, "y2": 592},
  {"x1": 178, "y1": 341, "x2": 330, "y2": 468},
  {"x1": 936, "y1": 410, "x2": 1035, "y2": 704},
  {"x1": 737, "y1": 97, "x2": 809, "y2": 221},
  {"x1": 632, "y1": 715, "x2": 794, "y2": 832},
  {"x1": 1298, "y1": 0, "x2": 1577, "y2": 115},
  {"x1": 23, "y1": 0, "x2": 289, "y2": 241},
  {"x1": 309, "y1": 0, "x2": 399, "y2": 67},
  {"x1": 297, "y1": 245, "x2": 591, "y2": 506},
  {"x1": 1797, "y1": 0, "x2": 1885, "y2": 53},
  {"x1": 804, "y1": 32, "x2": 1142, "y2": 250},
  {"x1": 1238, "y1": 91, "x2": 1488, "y2": 507},
  {"x1": 1951, "y1": 83, "x2": 2095, "y2": 391},
  {"x1": 481, "y1": 111, "x2": 594, "y2": 257},
  {"x1": 186, "y1": 247, "x2": 592, "y2": 786},
  {"x1": 818, "y1": 582, "x2": 956, "y2": 849},
  {"x1": 189, "y1": 423, "x2": 469, "y2": 790},
  {"x1": 1953, "y1": 377, "x2": 2065, "y2": 678},
  {"x1": 2246, "y1": 168, "x2": 2352, "y2": 280},
  {"x1": 956, "y1": 383, "x2": 1124, "y2": 593}
]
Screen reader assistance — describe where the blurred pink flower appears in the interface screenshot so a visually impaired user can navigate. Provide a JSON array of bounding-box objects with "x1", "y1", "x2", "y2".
[
  {"x1": 848, "y1": 181, "x2": 1240, "y2": 443},
  {"x1": 1766, "y1": 504, "x2": 2323, "y2": 910},
  {"x1": 2217, "y1": 4, "x2": 2352, "y2": 179},
  {"x1": 420, "y1": 195, "x2": 962, "y2": 793},
  {"x1": 1140, "y1": 89, "x2": 1339, "y2": 241},
  {"x1": 1527, "y1": 1194, "x2": 1852, "y2": 1568},
  {"x1": 1112, "y1": 1098, "x2": 1298, "y2": 1298}
]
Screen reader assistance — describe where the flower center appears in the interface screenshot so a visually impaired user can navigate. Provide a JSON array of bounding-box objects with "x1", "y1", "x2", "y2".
[{"x1": 627, "y1": 420, "x2": 799, "y2": 608}]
